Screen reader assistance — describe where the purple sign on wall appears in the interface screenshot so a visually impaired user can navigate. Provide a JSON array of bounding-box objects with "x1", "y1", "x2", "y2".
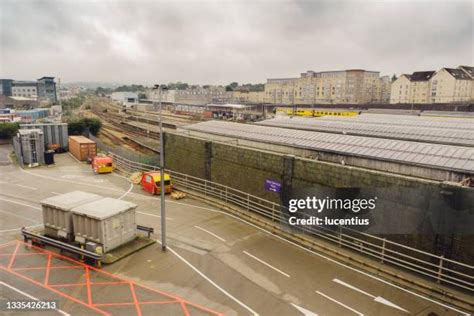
[{"x1": 264, "y1": 179, "x2": 282, "y2": 193}]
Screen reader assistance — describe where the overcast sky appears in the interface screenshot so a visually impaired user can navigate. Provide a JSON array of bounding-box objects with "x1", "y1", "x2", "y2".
[{"x1": 0, "y1": 0, "x2": 472, "y2": 85}]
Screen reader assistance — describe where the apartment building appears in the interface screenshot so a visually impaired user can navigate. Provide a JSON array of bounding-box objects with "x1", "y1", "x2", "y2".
[
  {"x1": 232, "y1": 90, "x2": 265, "y2": 104},
  {"x1": 430, "y1": 68, "x2": 472, "y2": 103},
  {"x1": 390, "y1": 66, "x2": 473, "y2": 104},
  {"x1": 410, "y1": 71, "x2": 435, "y2": 104},
  {"x1": 264, "y1": 69, "x2": 387, "y2": 105},
  {"x1": 459, "y1": 65, "x2": 474, "y2": 100},
  {"x1": 264, "y1": 78, "x2": 299, "y2": 104},
  {"x1": 390, "y1": 74, "x2": 412, "y2": 104},
  {"x1": 391, "y1": 71, "x2": 437, "y2": 104},
  {"x1": 380, "y1": 76, "x2": 391, "y2": 103}
]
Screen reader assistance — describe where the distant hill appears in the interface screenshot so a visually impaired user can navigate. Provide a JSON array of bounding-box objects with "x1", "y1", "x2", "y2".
[{"x1": 61, "y1": 82, "x2": 122, "y2": 89}]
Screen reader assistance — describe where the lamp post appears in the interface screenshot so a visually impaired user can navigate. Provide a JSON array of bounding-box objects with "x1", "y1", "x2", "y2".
[{"x1": 153, "y1": 84, "x2": 167, "y2": 251}]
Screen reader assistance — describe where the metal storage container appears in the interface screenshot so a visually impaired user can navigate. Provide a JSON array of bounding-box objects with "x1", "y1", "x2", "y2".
[
  {"x1": 13, "y1": 129, "x2": 45, "y2": 165},
  {"x1": 71, "y1": 198, "x2": 137, "y2": 252},
  {"x1": 68, "y1": 136, "x2": 97, "y2": 161},
  {"x1": 40, "y1": 191, "x2": 103, "y2": 241},
  {"x1": 21, "y1": 123, "x2": 68, "y2": 150}
]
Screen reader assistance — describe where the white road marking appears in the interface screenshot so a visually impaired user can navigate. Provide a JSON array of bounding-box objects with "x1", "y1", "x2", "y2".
[
  {"x1": 171, "y1": 201, "x2": 470, "y2": 315},
  {"x1": 291, "y1": 303, "x2": 319, "y2": 316},
  {"x1": 194, "y1": 225, "x2": 226, "y2": 242},
  {"x1": 243, "y1": 250, "x2": 290, "y2": 278},
  {"x1": 0, "y1": 197, "x2": 41, "y2": 210},
  {"x1": 67, "y1": 152, "x2": 82, "y2": 164},
  {"x1": 118, "y1": 182, "x2": 133, "y2": 200},
  {"x1": 0, "y1": 209, "x2": 39, "y2": 223},
  {"x1": 12, "y1": 165, "x2": 471, "y2": 315},
  {"x1": 136, "y1": 211, "x2": 173, "y2": 221},
  {"x1": 157, "y1": 240, "x2": 259, "y2": 315},
  {"x1": 0, "y1": 224, "x2": 42, "y2": 234},
  {"x1": 315, "y1": 290, "x2": 364, "y2": 316},
  {"x1": 15, "y1": 184, "x2": 38, "y2": 190},
  {"x1": 51, "y1": 192, "x2": 61, "y2": 195},
  {"x1": 333, "y1": 278, "x2": 409, "y2": 313},
  {"x1": 0, "y1": 281, "x2": 70, "y2": 316}
]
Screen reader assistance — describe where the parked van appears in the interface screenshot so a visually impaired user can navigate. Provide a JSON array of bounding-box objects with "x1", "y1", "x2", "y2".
[
  {"x1": 92, "y1": 156, "x2": 114, "y2": 174},
  {"x1": 141, "y1": 171, "x2": 172, "y2": 194}
]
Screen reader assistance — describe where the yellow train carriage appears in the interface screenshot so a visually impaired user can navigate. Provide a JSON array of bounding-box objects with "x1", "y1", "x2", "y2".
[{"x1": 275, "y1": 107, "x2": 359, "y2": 117}]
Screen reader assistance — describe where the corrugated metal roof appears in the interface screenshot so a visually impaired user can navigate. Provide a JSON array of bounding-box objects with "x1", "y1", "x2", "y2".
[
  {"x1": 316, "y1": 114, "x2": 474, "y2": 130},
  {"x1": 183, "y1": 121, "x2": 474, "y2": 174},
  {"x1": 256, "y1": 116, "x2": 474, "y2": 147}
]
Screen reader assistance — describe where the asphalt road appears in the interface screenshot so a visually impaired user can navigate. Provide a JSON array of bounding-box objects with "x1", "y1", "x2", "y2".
[{"x1": 0, "y1": 144, "x2": 469, "y2": 316}]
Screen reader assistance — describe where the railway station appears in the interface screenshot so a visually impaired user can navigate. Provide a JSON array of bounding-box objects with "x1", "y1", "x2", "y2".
[{"x1": 2, "y1": 0, "x2": 474, "y2": 314}]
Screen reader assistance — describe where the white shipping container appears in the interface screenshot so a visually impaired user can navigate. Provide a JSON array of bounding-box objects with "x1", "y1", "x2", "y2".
[
  {"x1": 40, "y1": 191, "x2": 103, "y2": 241},
  {"x1": 71, "y1": 198, "x2": 137, "y2": 252}
]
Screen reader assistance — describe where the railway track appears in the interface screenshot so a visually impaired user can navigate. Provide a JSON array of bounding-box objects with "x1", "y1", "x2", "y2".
[{"x1": 93, "y1": 110, "x2": 161, "y2": 140}]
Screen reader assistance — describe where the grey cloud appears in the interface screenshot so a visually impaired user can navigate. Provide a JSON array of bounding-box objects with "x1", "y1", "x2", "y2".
[{"x1": 0, "y1": 0, "x2": 472, "y2": 84}]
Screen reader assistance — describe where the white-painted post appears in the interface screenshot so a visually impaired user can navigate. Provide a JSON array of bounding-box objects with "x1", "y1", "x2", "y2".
[
  {"x1": 381, "y1": 238, "x2": 386, "y2": 263},
  {"x1": 437, "y1": 255, "x2": 444, "y2": 284}
]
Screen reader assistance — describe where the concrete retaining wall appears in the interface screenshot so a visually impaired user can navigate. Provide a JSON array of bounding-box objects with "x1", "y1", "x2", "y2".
[{"x1": 164, "y1": 132, "x2": 474, "y2": 264}]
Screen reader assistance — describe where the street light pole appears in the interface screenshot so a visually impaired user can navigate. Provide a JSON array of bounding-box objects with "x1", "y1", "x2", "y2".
[{"x1": 154, "y1": 84, "x2": 167, "y2": 251}]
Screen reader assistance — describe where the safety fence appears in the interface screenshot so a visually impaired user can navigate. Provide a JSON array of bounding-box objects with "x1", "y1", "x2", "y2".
[{"x1": 108, "y1": 152, "x2": 473, "y2": 293}]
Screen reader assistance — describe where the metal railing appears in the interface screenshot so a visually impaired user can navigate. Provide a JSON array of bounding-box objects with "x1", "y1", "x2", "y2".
[
  {"x1": 21, "y1": 228, "x2": 103, "y2": 267},
  {"x1": 108, "y1": 152, "x2": 474, "y2": 292}
]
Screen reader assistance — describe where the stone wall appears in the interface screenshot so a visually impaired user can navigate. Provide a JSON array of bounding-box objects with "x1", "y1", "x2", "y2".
[{"x1": 164, "y1": 132, "x2": 474, "y2": 264}]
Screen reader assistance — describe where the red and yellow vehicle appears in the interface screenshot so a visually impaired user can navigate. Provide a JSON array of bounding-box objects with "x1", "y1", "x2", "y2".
[
  {"x1": 141, "y1": 171, "x2": 173, "y2": 195},
  {"x1": 91, "y1": 156, "x2": 114, "y2": 174}
]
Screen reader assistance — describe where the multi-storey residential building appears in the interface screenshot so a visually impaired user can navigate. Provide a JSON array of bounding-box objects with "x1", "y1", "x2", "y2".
[
  {"x1": 231, "y1": 90, "x2": 265, "y2": 104},
  {"x1": 175, "y1": 86, "x2": 229, "y2": 105},
  {"x1": 264, "y1": 69, "x2": 387, "y2": 105},
  {"x1": 264, "y1": 78, "x2": 299, "y2": 104},
  {"x1": 459, "y1": 65, "x2": 474, "y2": 100},
  {"x1": 390, "y1": 71, "x2": 436, "y2": 104},
  {"x1": 390, "y1": 74, "x2": 412, "y2": 104},
  {"x1": 430, "y1": 68, "x2": 472, "y2": 103},
  {"x1": 390, "y1": 66, "x2": 473, "y2": 104},
  {"x1": 380, "y1": 76, "x2": 391, "y2": 103},
  {"x1": 148, "y1": 86, "x2": 230, "y2": 105},
  {"x1": 409, "y1": 71, "x2": 436, "y2": 104}
]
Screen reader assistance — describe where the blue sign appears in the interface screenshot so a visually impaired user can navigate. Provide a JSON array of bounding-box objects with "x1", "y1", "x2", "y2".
[{"x1": 264, "y1": 179, "x2": 282, "y2": 193}]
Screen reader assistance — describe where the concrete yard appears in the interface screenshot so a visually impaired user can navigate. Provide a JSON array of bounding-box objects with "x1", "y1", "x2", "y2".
[{"x1": 0, "y1": 144, "x2": 470, "y2": 316}]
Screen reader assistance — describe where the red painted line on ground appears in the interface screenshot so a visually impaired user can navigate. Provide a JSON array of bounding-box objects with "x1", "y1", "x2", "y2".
[
  {"x1": 129, "y1": 282, "x2": 142, "y2": 316},
  {"x1": 139, "y1": 300, "x2": 179, "y2": 305},
  {"x1": 93, "y1": 302, "x2": 136, "y2": 307},
  {"x1": 7, "y1": 243, "x2": 19, "y2": 270},
  {"x1": 13, "y1": 265, "x2": 84, "y2": 271},
  {"x1": 44, "y1": 253, "x2": 52, "y2": 285},
  {"x1": 181, "y1": 301, "x2": 191, "y2": 316},
  {"x1": 50, "y1": 281, "x2": 129, "y2": 288},
  {"x1": 94, "y1": 300, "x2": 181, "y2": 307},
  {"x1": 0, "y1": 265, "x2": 110, "y2": 315},
  {"x1": 85, "y1": 267, "x2": 92, "y2": 306}
]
